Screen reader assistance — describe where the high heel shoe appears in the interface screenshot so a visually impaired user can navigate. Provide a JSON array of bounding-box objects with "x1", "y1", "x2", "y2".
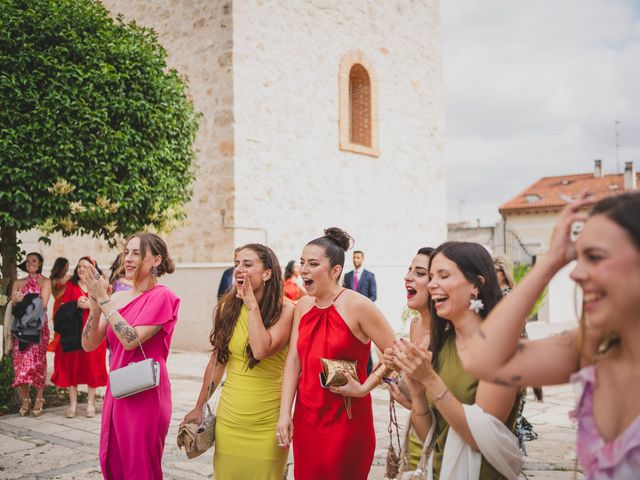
[
  {"x1": 65, "y1": 402, "x2": 77, "y2": 418},
  {"x1": 19, "y1": 398, "x2": 31, "y2": 417},
  {"x1": 32, "y1": 398, "x2": 45, "y2": 417},
  {"x1": 86, "y1": 402, "x2": 96, "y2": 418}
]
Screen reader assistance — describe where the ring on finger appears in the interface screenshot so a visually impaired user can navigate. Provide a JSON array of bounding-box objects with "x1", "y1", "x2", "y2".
[{"x1": 93, "y1": 272, "x2": 101, "y2": 280}]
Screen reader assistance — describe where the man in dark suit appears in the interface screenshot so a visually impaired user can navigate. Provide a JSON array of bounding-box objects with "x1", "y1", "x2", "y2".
[
  {"x1": 217, "y1": 248, "x2": 240, "y2": 302},
  {"x1": 342, "y1": 250, "x2": 377, "y2": 302},
  {"x1": 343, "y1": 250, "x2": 377, "y2": 375}
]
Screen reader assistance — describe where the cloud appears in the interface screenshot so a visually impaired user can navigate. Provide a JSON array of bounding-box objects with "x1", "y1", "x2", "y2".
[{"x1": 443, "y1": 0, "x2": 640, "y2": 223}]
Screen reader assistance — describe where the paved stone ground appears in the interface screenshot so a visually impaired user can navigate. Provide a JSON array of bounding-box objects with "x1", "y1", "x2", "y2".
[{"x1": 0, "y1": 320, "x2": 583, "y2": 479}]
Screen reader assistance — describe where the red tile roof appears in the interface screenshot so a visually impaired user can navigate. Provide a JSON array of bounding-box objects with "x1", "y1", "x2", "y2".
[{"x1": 499, "y1": 172, "x2": 640, "y2": 214}]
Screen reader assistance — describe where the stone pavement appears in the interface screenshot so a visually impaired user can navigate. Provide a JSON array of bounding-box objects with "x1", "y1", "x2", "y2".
[{"x1": 0, "y1": 320, "x2": 583, "y2": 479}]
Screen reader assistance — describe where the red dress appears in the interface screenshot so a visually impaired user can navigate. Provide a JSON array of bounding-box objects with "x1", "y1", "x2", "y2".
[
  {"x1": 293, "y1": 290, "x2": 375, "y2": 480},
  {"x1": 51, "y1": 282, "x2": 108, "y2": 388}
]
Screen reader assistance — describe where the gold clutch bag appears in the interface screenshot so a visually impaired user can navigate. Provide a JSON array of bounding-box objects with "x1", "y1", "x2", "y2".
[
  {"x1": 319, "y1": 358, "x2": 358, "y2": 420},
  {"x1": 319, "y1": 358, "x2": 358, "y2": 387}
]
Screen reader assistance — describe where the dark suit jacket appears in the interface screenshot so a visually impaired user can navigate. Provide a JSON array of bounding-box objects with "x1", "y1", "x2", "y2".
[
  {"x1": 217, "y1": 266, "x2": 234, "y2": 301},
  {"x1": 343, "y1": 269, "x2": 377, "y2": 302}
]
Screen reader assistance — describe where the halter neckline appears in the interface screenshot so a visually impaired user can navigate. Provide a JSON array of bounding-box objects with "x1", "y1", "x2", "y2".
[{"x1": 314, "y1": 288, "x2": 347, "y2": 309}]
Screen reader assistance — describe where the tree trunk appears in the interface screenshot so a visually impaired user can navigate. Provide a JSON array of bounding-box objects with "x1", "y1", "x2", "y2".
[{"x1": 0, "y1": 226, "x2": 18, "y2": 285}]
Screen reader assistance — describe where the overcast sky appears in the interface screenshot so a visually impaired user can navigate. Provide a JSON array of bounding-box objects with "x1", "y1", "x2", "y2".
[{"x1": 442, "y1": 0, "x2": 640, "y2": 225}]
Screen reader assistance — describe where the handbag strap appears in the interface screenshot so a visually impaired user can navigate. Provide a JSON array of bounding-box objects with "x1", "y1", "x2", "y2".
[{"x1": 206, "y1": 354, "x2": 219, "y2": 400}]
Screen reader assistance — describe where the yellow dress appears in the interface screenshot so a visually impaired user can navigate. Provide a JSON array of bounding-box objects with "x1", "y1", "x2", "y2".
[{"x1": 213, "y1": 306, "x2": 289, "y2": 479}]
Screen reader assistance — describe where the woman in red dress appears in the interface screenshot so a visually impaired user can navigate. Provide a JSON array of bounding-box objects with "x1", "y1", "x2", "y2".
[
  {"x1": 47, "y1": 257, "x2": 70, "y2": 353},
  {"x1": 283, "y1": 260, "x2": 305, "y2": 303},
  {"x1": 51, "y1": 256, "x2": 108, "y2": 418},
  {"x1": 277, "y1": 228, "x2": 396, "y2": 479}
]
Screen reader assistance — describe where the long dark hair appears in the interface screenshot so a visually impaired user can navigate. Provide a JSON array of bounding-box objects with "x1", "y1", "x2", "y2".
[
  {"x1": 108, "y1": 254, "x2": 124, "y2": 284},
  {"x1": 428, "y1": 241, "x2": 502, "y2": 370},
  {"x1": 284, "y1": 260, "x2": 296, "y2": 281},
  {"x1": 210, "y1": 244, "x2": 283, "y2": 369},
  {"x1": 71, "y1": 257, "x2": 103, "y2": 284},
  {"x1": 49, "y1": 257, "x2": 69, "y2": 281}
]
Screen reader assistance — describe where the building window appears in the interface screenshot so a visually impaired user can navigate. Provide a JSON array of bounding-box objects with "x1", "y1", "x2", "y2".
[{"x1": 339, "y1": 52, "x2": 379, "y2": 157}]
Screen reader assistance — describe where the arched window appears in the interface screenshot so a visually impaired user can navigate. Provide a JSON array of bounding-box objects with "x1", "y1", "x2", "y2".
[
  {"x1": 349, "y1": 64, "x2": 371, "y2": 147},
  {"x1": 339, "y1": 52, "x2": 379, "y2": 157}
]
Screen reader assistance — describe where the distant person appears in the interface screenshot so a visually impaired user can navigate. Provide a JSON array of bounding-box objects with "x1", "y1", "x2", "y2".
[
  {"x1": 342, "y1": 250, "x2": 377, "y2": 301},
  {"x1": 11, "y1": 252, "x2": 51, "y2": 417},
  {"x1": 51, "y1": 257, "x2": 108, "y2": 418},
  {"x1": 343, "y1": 250, "x2": 378, "y2": 374},
  {"x1": 217, "y1": 248, "x2": 240, "y2": 302},
  {"x1": 47, "y1": 257, "x2": 70, "y2": 353},
  {"x1": 108, "y1": 254, "x2": 132, "y2": 293},
  {"x1": 283, "y1": 260, "x2": 306, "y2": 303}
]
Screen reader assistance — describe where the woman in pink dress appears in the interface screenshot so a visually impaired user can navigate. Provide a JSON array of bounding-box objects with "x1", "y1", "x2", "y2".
[
  {"x1": 81, "y1": 232, "x2": 180, "y2": 479},
  {"x1": 11, "y1": 252, "x2": 51, "y2": 417},
  {"x1": 462, "y1": 191, "x2": 640, "y2": 478}
]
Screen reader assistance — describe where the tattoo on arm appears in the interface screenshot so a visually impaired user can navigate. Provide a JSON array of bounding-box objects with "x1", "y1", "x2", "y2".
[
  {"x1": 113, "y1": 320, "x2": 138, "y2": 343},
  {"x1": 478, "y1": 328, "x2": 486, "y2": 339},
  {"x1": 83, "y1": 314, "x2": 93, "y2": 340}
]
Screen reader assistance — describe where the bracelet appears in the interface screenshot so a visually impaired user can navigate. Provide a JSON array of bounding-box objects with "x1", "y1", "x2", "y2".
[
  {"x1": 371, "y1": 362, "x2": 394, "y2": 380},
  {"x1": 412, "y1": 408, "x2": 430, "y2": 416},
  {"x1": 98, "y1": 298, "x2": 111, "y2": 306},
  {"x1": 433, "y1": 387, "x2": 450, "y2": 403},
  {"x1": 105, "y1": 309, "x2": 118, "y2": 321}
]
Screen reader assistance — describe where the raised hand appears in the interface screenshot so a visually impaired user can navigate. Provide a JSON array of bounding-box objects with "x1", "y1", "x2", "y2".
[
  {"x1": 79, "y1": 264, "x2": 111, "y2": 301},
  {"x1": 545, "y1": 193, "x2": 595, "y2": 270},
  {"x1": 392, "y1": 338, "x2": 435, "y2": 388},
  {"x1": 235, "y1": 269, "x2": 259, "y2": 311}
]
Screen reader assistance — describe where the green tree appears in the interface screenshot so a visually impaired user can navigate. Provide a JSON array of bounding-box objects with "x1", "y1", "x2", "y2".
[{"x1": 0, "y1": 0, "x2": 200, "y2": 279}]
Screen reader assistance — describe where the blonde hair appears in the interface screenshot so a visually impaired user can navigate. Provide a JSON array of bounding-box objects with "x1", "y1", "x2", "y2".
[{"x1": 493, "y1": 255, "x2": 514, "y2": 289}]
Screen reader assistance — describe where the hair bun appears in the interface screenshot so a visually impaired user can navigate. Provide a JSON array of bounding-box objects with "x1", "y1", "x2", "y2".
[{"x1": 323, "y1": 227, "x2": 353, "y2": 252}]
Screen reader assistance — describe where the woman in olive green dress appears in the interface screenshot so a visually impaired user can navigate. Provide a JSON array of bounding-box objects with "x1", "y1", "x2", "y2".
[{"x1": 393, "y1": 242, "x2": 520, "y2": 479}]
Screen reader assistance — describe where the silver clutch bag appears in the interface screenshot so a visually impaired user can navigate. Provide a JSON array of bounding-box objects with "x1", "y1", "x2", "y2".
[{"x1": 110, "y1": 345, "x2": 160, "y2": 399}]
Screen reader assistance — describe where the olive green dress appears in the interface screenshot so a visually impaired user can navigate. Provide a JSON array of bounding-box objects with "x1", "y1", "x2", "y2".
[{"x1": 408, "y1": 333, "x2": 518, "y2": 479}]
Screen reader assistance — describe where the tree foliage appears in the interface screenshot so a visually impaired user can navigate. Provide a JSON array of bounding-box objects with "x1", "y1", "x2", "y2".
[{"x1": 0, "y1": 0, "x2": 200, "y2": 275}]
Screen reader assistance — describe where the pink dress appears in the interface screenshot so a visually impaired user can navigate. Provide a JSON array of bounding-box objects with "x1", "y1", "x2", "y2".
[
  {"x1": 99, "y1": 285, "x2": 180, "y2": 479},
  {"x1": 12, "y1": 275, "x2": 49, "y2": 388},
  {"x1": 570, "y1": 365, "x2": 640, "y2": 479}
]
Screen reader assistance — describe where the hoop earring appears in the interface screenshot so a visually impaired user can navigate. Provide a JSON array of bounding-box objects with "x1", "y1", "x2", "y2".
[{"x1": 468, "y1": 294, "x2": 484, "y2": 314}]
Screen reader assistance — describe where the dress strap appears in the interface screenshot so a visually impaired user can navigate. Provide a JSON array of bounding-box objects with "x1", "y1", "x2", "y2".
[{"x1": 333, "y1": 288, "x2": 347, "y2": 302}]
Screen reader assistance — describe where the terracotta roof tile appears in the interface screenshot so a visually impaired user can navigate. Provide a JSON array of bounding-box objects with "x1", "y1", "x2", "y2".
[{"x1": 499, "y1": 172, "x2": 640, "y2": 214}]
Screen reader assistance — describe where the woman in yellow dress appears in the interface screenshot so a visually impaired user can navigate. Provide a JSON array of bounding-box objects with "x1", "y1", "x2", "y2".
[{"x1": 183, "y1": 244, "x2": 294, "y2": 479}]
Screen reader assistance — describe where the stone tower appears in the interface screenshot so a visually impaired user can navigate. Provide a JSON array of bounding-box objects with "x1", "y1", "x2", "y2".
[{"x1": 26, "y1": 0, "x2": 445, "y2": 349}]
